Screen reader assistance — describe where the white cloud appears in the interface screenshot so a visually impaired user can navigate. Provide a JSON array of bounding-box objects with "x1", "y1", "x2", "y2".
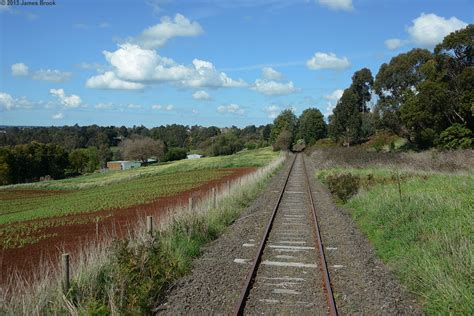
[
  {"x1": 11, "y1": 63, "x2": 72, "y2": 82},
  {"x1": 129, "y1": 14, "x2": 203, "y2": 49},
  {"x1": 385, "y1": 13, "x2": 468, "y2": 50},
  {"x1": 407, "y1": 13, "x2": 467, "y2": 48},
  {"x1": 49, "y1": 89, "x2": 82, "y2": 108},
  {"x1": 217, "y1": 104, "x2": 245, "y2": 115},
  {"x1": 384, "y1": 38, "x2": 408, "y2": 50},
  {"x1": 193, "y1": 90, "x2": 212, "y2": 100},
  {"x1": 0, "y1": 92, "x2": 15, "y2": 110},
  {"x1": 263, "y1": 105, "x2": 281, "y2": 119},
  {"x1": 32, "y1": 69, "x2": 72, "y2": 82},
  {"x1": 262, "y1": 67, "x2": 283, "y2": 81},
  {"x1": 95, "y1": 103, "x2": 113, "y2": 109},
  {"x1": 52, "y1": 113, "x2": 64, "y2": 120},
  {"x1": 86, "y1": 71, "x2": 145, "y2": 90},
  {"x1": 11, "y1": 63, "x2": 29, "y2": 76},
  {"x1": 307, "y1": 52, "x2": 350, "y2": 70},
  {"x1": 324, "y1": 89, "x2": 344, "y2": 116},
  {"x1": 88, "y1": 43, "x2": 246, "y2": 89},
  {"x1": 317, "y1": 0, "x2": 353, "y2": 11},
  {"x1": 127, "y1": 104, "x2": 142, "y2": 109},
  {"x1": 0, "y1": 92, "x2": 32, "y2": 110},
  {"x1": 151, "y1": 104, "x2": 174, "y2": 111},
  {"x1": 252, "y1": 79, "x2": 297, "y2": 96}
]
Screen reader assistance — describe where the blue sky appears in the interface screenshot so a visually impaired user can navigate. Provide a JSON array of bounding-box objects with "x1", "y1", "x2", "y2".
[{"x1": 0, "y1": 0, "x2": 472, "y2": 127}]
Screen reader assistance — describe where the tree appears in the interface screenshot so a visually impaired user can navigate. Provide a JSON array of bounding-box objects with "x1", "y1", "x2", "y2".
[
  {"x1": 438, "y1": 123, "x2": 473, "y2": 149},
  {"x1": 120, "y1": 136, "x2": 165, "y2": 164},
  {"x1": 373, "y1": 48, "x2": 432, "y2": 133},
  {"x1": 296, "y1": 108, "x2": 327, "y2": 145},
  {"x1": 273, "y1": 129, "x2": 293, "y2": 151},
  {"x1": 69, "y1": 149, "x2": 88, "y2": 173},
  {"x1": 162, "y1": 147, "x2": 188, "y2": 162},
  {"x1": 208, "y1": 133, "x2": 244, "y2": 156},
  {"x1": 328, "y1": 68, "x2": 374, "y2": 146},
  {"x1": 270, "y1": 109, "x2": 297, "y2": 148}
]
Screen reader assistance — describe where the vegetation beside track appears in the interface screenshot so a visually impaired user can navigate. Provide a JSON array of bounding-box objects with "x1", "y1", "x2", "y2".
[
  {"x1": 0, "y1": 152, "x2": 284, "y2": 315},
  {"x1": 313, "y1": 147, "x2": 474, "y2": 314}
]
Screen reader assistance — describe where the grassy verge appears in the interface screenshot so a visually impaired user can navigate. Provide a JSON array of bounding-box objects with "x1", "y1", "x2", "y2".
[
  {"x1": 317, "y1": 165, "x2": 473, "y2": 314},
  {"x1": 0, "y1": 154, "x2": 285, "y2": 315}
]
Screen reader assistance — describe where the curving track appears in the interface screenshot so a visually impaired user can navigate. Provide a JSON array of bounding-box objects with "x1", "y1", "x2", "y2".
[{"x1": 233, "y1": 153, "x2": 337, "y2": 315}]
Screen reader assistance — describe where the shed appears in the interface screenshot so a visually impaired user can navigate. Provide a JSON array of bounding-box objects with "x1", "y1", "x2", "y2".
[
  {"x1": 187, "y1": 154, "x2": 202, "y2": 160},
  {"x1": 107, "y1": 160, "x2": 141, "y2": 170}
]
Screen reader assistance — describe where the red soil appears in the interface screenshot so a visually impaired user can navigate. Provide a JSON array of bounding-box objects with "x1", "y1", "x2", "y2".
[{"x1": 0, "y1": 167, "x2": 256, "y2": 287}]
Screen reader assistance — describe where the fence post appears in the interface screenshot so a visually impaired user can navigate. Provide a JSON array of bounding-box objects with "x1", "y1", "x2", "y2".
[
  {"x1": 188, "y1": 196, "x2": 193, "y2": 212},
  {"x1": 212, "y1": 188, "x2": 217, "y2": 208},
  {"x1": 147, "y1": 215, "x2": 153, "y2": 236},
  {"x1": 227, "y1": 180, "x2": 231, "y2": 195},
  {"x1": 95, "y1": 217, "x2": 99, "y2": 241},
  {"x1": 62, "y1": 253, "x2": 70, "y2": 293}
]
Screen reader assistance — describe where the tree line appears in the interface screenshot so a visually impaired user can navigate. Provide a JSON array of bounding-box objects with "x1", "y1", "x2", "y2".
[
  {"x1": 327, "y1": 25, "x2": 473, "y2": 149},
  {"x1": 0, "y1": 124, "x2": 272, "y2": 185}
]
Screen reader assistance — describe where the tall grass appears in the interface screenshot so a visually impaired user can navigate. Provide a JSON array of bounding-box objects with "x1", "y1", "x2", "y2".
[
  {"x1": 0, "y1": 154, "x2": 286, "y2": 315},
  {"x1": 313, "y1": 148, "x2": 474, "y2": 314}
]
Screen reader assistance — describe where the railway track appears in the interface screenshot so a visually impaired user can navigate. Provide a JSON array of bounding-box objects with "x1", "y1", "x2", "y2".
[{"x1": 233, "y1": 153, "x2": 337, "y2": 315}]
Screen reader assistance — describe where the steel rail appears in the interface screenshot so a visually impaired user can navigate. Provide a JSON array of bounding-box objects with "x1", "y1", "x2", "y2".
[
  {"x1": 302, "y1": 154, "x2": 338, "y2": 316},
  {"x1": 232, "y1": 153, "x2": 297, "y2": 316}
]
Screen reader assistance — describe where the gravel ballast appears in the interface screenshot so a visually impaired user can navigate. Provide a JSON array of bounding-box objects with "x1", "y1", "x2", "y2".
[{"x1": 155, "y1": 153, "x2": 421, "y2": 315}]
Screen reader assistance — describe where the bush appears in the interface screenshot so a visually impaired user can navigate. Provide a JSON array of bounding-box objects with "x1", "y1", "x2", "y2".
[
  {"x1": 208, "y1": 133, "x2": 244, "y2": 156},
  {"x1": 162, "y1": 147, "x2": 187, "y2": 162},
  {"x1": 326, "y1": 173, "x2": 360, "y2": 202},
  {"x1": 272, "y1": 129, "x2": 292, "y2": 151},
  {"x1": 438, "y1": 124, "x2": 473, "y2": 150}
]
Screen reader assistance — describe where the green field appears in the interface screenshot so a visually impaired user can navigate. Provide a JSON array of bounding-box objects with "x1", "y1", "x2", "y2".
[
  {"x1": 0, "y1": 148, "x2": 279, "y2": 248},
  {"x1": 317, "y1": 166, "x2": 474, "y2": 314}
]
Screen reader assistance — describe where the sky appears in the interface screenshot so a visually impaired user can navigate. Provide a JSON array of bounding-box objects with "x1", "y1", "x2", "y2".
[{"x1": 0, "y1": 0, "x2": 472, "y2": 128}]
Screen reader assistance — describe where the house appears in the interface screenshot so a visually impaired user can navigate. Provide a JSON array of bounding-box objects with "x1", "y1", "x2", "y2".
[
  {"x1": 107, "y1": 160, "x2": 141, "y2": 170},
  {"x1": 187, "y1": 154, "x2": 202, "y2": 160}
]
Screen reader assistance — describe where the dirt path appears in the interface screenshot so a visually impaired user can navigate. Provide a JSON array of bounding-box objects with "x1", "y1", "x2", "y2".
[{"x1": 156, "y1": 155, "x2": 421, "y2": 315}]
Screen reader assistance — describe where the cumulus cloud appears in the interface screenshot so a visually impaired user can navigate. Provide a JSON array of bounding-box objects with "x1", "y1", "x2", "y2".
[
  {"x1": 52, "y1": 113, "x2": 64, "y2": 120},
  {"x1": 408, "y1": 13, "x2": 467, "y2": 48},
  {"x1": 385, "y1": 13, "x2": 468, "y2": 50},
  {"x1": 263, "y1": 105, "x2": 281, "y2": 119},
  {"x1": 127, "y1": 104, "x2": 142, "y2": 109},
  {"x1": 32, "y1": 69, "x2": 72, "y2": 82},
  {"x1": 262, "y1": 67, "x2": 283, "y2": 81},
  {"x1": 87, "y1": 43, "x2": 246, "y2": 90},
  {"x1": 324, "y1": 89, "x2": 344, "y2": 116},
  {"x1": 306, "y1": 52, "x2": 350, "y2": 70},
  {"x1": 11, "y1": 63, "x2": 29, "y2": 76},
  {"x1": 317, "y1": 0, "x2": 353, "y2": 11},
  {"x1": 49, "y1": 89, "x2": 82, "y2": 108},
  {"x1": 252, "y1": 79, "x2": 297, "y2": 96},
  {"x1": 128, "y1": 14, "x2": 203, "y2": 49},
  {"x1": 86, "y1": 71, "x2": 145, "y2": 90},
  {"x1": 0, "y1": 92, "x2": 32, "y2": 110},
  {"x1": 193, "y1": 90, "x2": 212, "y2": 100},
  {"x1": 217, "y1": 104, "x2": 245, "y2": 115}
]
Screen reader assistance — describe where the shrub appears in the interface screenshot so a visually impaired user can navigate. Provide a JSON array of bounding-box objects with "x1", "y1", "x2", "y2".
[
  {"x1": 326, "y1": 173, "x2": 360, "y2": 202},
  {"x1": 438, "y1": 124, "x2": 473, "y2": 150},
  {"x1": 272, "y1": 129, "x2": 292, "y2": 151},
  {"x1": 162, "y1": 147, "x2": 187, "y2": 162}
]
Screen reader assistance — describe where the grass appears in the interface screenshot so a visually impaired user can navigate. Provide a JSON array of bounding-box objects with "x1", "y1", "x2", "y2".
[
  {"x1": 0, "y1": 153, "x2": 285, "y2": 315},
  {"x1": 314, "y1": 148, "x2": 474, "y2": 314}
]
